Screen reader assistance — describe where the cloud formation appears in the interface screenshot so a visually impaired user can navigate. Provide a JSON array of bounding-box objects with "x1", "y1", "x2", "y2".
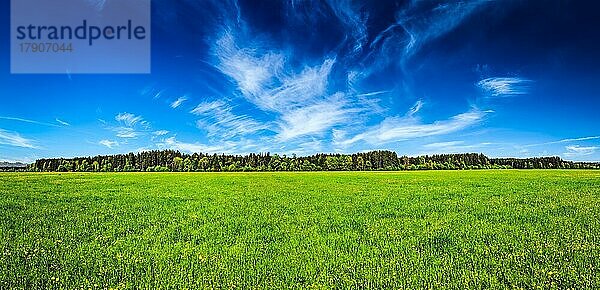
[
  {"x1": 422, "y1": 140, "x2": 494, "y2": 154},
  {"x1": 170, "y1": 97, "x2": 188, "y2": 109},
  {"x1": 115, "y1": 113, "x2": 144, "y2": 127},
  {"x1": 158, "y1": 136, "x2": 233, "y2": 154},
  {"x1": 111, "y1": 113, "x2": 151, "y2": 139},
  {"x1": 278, "y1": 93, "x2": 356, "y2": 141},
  {"x1": 153, "y1": 130, "x2": 169, "y2": 136},
  {"x1": 0, "y1": 129, "x2": 39, "y2": 149},
  {"x1": 365, "y1": 0, "x2": 491, "y2": 76},
  {"x1": 55, "y1": 118, "x2": 70, "y2": 126},
  {"x1": 128, "y1": 1, "x2": 511, "y2": 155},
  {"x1": 113, "y1": 127, "x2": 139, "y2": 138},
  {"x1": 346, "y1": 109, "x2": 486, "y2": 145},
  {"x1": 525, "y1": 136, "x2": 600, "y2": 148},
  {"x1": 0, "y1": 116, "x2": 60, "y2": 127},
  {"x1": 99, "y1": 140, "x2": 119, "y2": 149},
  {"x1": 424, "y1": 141, "x2": 466, "y2": 149},
  {"x1": 564, "y1": 145, "x2": 598, "y2": 157},
  {"x1": 191, "y1": 100, "x2": 267, "y2": 139},
  {"x1": 477, "y1": 77, "x2": 533, "y2": 97},
  {"x1": 212, "y1": 30, "x2": 373, "y2": 142}
]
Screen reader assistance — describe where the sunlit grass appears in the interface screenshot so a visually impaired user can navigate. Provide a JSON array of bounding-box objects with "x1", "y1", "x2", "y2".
[{"x1": 1, "y1": 170, "x2": 599, "y2": 288}]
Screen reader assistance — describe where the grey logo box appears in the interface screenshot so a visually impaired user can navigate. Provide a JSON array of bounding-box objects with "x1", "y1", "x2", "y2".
[{"x1": 11, "y1": 0, "x2": 151, "y2": 74}]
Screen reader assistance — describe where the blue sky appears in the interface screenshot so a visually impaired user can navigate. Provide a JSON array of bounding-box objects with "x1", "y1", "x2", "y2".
[{"x1": 1, "y1": 0, "x2": 600, "y2": 163}]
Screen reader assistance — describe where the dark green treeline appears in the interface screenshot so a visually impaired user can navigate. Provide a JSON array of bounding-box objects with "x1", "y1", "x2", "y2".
[{"x1": 25, "y1": 150, "x2": 599, "y2": 172}]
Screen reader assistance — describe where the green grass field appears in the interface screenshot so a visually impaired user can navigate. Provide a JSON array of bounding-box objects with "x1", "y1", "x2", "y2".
[{"x1": 1, "y1": 171, "x2": 599, "y2": 289}]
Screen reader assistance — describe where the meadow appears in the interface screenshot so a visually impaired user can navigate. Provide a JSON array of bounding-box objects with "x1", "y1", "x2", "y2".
[{"x1": 0, "y1": 170, "x2": 599, "y2": 289}]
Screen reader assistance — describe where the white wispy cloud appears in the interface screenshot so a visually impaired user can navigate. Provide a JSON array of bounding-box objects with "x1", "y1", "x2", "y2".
[
  {"x1": 265, "y1": 59, "x2": 366, "y2": 140},
  {"x1": 213, "y1": 31, "x2": 368, "y2": 141},
  {"x1": 0, "y1": 129, "x2": 39, "y2": 149},
  {"x1": 277, "y1": 93, "x2": 355, "y2": 141},
  {"x1": 266, "y1": 58, "x2": 335, "y2": 111},
  {"x1": 141, "y1": 86, "x2": 165, "y2": 100},
  {"x1": 158, "y1": 137, "x2": 233, "y2": 154},
  {"x1": 111, "y1": 112, "x2": 150, "y2": 138},
  {"x1": 477, "y1": 77, "x2": 533, "y2": 97},
  {"x1": 404, "y1": 1, "x2": 491, "y2": 58},
  {"x1": 564, "y1": 145, "x2": 598, "y2": 157},
  {"x1": 325, "y1": 0, "x2": 368, "y2": 55},
  {"x1": 558, "y1": 136, "x2": 600, "y2": 143},
  {"x1": 422, "y1": 141, "x2": 494, "y2": 154},
  {"x1": 214, "y1": 31, "x2": 285, "y2": 103},
  {"x1": 113, "y1": 127, "x2": 139, "y2": 138},
  {"x1": 153, "y1": 130, "x2": 169, "y2": 136},
  {"x1": 407, "y1": 99, "x2": 424, "y2": 116},
  {"x1": 338, "y1": 108, "x2": 486, "y2": 146},
  {"x1": 0, "y1": 157, "x2": 34, "y2": 164},
  {"x1": 423, "y1": 141, "x2": 465, "y2": 148},
  {"x1": 197, "y1": 4, "x2": 503, "y2": 151},
  {"x1": 170, "y1": 97, "x2": 188, "y2": 109},
  {"x1": 367, "y1": 0, "x2": 491, "y2": 70},
  {"x1": 524, "y1": 136, "x2": 600, "y2": 147},
  {"x1": 115, "y1": 113, "x2": 143, "y2": 127},
  {"x1": 99, "y1": 140, "x2": 119, "y2": 149},
  {"x1": 190, "y1": 100, "x2": 229, "y2": 115},
  {"x1": 191, "y1": 100, "x2": 267, "y2": 139},
  {"x1": 356, "y1": 91, "x2": 390, "y2": 97},
  {"x1": 377, "y1": 110, "x2": 485, "y2": 142},
  {"x1": 55, "y1": 118, "x2": 70, "y2": 126},
  {"x1": 0, "y1": 116, "x2": 60, "y2": 127}
]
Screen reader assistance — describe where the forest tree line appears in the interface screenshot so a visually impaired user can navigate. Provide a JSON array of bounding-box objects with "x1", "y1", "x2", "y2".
[{"x1": 19, "y1": 150, "x2": 600, "y2": 172}]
